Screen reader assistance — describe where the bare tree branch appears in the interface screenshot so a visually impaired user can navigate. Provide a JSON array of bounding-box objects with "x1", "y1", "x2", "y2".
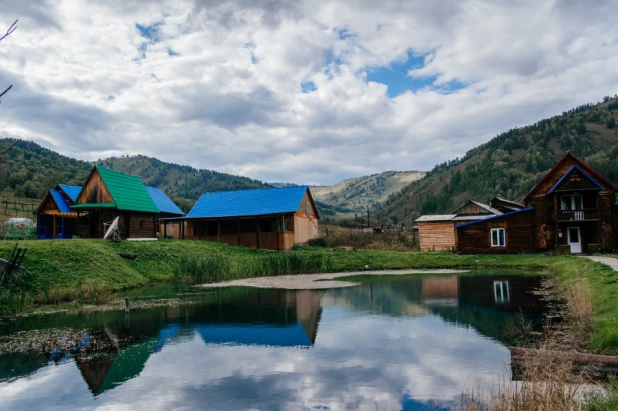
[
  {"x1": 0, "y1": 139, "x2": 20, "y2": 160},
  {"x1": 0, "y1": 85, "x2": 13, "y2": 99},
  {"x1": 0, "y1": 20, "x2": 17, "y2": 43}
]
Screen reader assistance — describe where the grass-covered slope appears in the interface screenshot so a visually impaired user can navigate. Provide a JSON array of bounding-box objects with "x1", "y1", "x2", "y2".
[{"x1": 311, "y1": 171, "x2": 425, "y2": 218}]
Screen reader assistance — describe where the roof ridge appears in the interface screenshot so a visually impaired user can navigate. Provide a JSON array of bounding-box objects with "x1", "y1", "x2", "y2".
[{"x1": 200, "y1": 185, "x2": 308, "y2": 196}]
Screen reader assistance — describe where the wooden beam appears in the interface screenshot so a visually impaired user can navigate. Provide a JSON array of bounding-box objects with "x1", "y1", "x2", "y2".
[
  {"x1": 217, "y1": 218, "x2": 221, "y2": 242},
  {"x1": 53, "y1": 215, "x2": 57, "y2": 239},
  {"x1": 237, "y1": 218, "x2": 241, "y2": 245},
  {"x1": 256, "y1": 217, "x2": 260, "y2": 249}
]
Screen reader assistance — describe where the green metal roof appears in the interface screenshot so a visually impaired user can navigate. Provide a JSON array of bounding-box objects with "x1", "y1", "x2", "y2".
[
  {"x1": 72, "y1": 203, "x2": 117, "y2": 209},
  {"x1": 96, "y1": 167, "x2": 159, "y2": 213}
]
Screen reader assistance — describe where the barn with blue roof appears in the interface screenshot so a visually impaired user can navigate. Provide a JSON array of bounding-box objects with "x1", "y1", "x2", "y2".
[
  {"x1": 34, "y1": 184, "x2": 85, "y2": 239},
  {"x1": 183, "y1": 186, "x2": 319, "y2": 250}
]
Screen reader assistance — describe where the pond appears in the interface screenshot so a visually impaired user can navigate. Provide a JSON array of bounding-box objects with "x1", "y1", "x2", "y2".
[{"x1": 0, "y1": 270, "x2": 562, "y2": 410}]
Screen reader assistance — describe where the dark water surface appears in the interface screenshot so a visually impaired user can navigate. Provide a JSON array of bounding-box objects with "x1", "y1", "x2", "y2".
[{"x1": 0, "y1": 271, "x2": 559, "y2": 410}]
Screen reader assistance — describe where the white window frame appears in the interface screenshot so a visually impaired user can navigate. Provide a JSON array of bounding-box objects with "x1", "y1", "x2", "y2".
[
  {"x1": 491, "y1": 228, "x2": 506, "y2": 247},
  {"x1": 494, "y1": 280, "x2": 510, "y2": 303}
]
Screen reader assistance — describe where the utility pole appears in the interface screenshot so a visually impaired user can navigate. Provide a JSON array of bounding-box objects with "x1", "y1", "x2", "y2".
[{"x1": 366, "y1": 205, "x2": 370, "y2": 228}]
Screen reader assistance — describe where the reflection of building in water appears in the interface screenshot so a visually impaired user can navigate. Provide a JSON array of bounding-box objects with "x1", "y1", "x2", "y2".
[
  {"x1": 493, "y1": 281, "x2": 510, "y2": 303},
  {"x1": 421, "y1": 277, "x2": 459, "y2": 306},
  {"x1": 1, "y1": 289, "x2": 322, "y2": 397}
]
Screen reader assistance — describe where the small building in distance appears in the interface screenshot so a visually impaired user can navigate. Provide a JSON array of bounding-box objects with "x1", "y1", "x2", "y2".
[
  {"x1": 71, "y1": 166, "x2": 160, "y2": 239},
  {"x1": 415, "y1": 200, "x2": 502, "y2": 251},
  {"x1": 146, "y1": 186, "x2": 185, "y2": 238},
  {"x1": 456, "y1": 152, "x2": 618, "y2": 254},
  {"x1": 34, "y1": 184, "x2": 85, "y2": 239},
  {"x1": 183, "y1": 186, "x2": 319, "y2": 250},
  {"x1": 489, "y1": 197, "x2": 525, "y2": 214}
]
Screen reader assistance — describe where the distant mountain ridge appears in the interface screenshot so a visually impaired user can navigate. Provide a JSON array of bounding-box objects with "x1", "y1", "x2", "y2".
[
  {"x1": 0, "y1": 139, "x2": 269, "y2": 207},
  {"x1": 311, "y1": 170, "x2": 425, "y2": 218},
  {"x1": 382, "y1": 95, "x2": 618, "y2": 225}
]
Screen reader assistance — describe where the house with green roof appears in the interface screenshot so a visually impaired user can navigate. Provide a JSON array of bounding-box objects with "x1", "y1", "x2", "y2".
[{"x1": 71, "y1": 166, "x2": 160, "y2": 239}]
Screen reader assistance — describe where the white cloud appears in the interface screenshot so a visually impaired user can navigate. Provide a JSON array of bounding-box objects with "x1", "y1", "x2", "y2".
[{"x1": 0, "y1": 0, "x2": 617, "y2": 184}]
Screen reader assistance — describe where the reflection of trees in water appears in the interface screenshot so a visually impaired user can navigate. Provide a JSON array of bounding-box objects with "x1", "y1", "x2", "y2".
[{"x1": 0, "y1": 288, "x2": 323, "y2": 395}]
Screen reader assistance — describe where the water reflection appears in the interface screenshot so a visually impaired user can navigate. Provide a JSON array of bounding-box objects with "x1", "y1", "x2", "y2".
[{"x1": 0, "y1": 272, "x2": 557, "y2": 410}]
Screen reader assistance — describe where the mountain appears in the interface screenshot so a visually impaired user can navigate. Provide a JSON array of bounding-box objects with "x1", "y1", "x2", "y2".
[
  {"x1": 0, "y1": 139, "x2": 269, "y2": 207},
  {"x1": 94, "y1": 155, "x2": 268, "y2": 201},
  {"x1": 382, "y1": 96, "x2": 618, "y2": 225},
  {"x1": 311, "y1": 171, "x2": 425, "y2": 218}
]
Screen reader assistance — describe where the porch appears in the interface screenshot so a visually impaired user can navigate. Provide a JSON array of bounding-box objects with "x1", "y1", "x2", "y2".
[
  {"x1": 185, "y1": 214, "x2": 296, "y2": 251},
  {"x1": 555, "y1": 221, "x2": 601, "y2": 254}
]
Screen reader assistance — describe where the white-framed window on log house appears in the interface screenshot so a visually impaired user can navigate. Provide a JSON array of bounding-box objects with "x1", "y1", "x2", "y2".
[
  {"x1": 560, "y1": 194, "x2": 582, "y2": 210},
  {"x1": 491, "y1": 228, "x2": 506, "y2": 247}
]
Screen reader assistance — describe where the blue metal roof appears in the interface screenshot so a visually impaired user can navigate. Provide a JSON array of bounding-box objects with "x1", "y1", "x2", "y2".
[
  {"x1": 195, "y1": 324, "x2": 312, "y2": 347},
  {"x1": 186, "y1": 186, "x2": 309, "y2": 219},
  {"x1": 547, "y1": 165, "x2": 604, "y2": 194},
  {"x1": 57, "y1": 184, "x2": 82, "y2": 202},
  {"x1": 455, "y1": 207, "x2": 534, "y2": 229},
  {"x1": 146, "y1": 186, "x2": 184, "y2": 216},
  {"x1": 49, "y1": 189, "x2": 73, "y2": 213}
]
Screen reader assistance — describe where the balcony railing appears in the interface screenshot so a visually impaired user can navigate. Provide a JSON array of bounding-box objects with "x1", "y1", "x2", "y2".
[{"x1": 556, "y1": 209, "x2": 597, "y2": 221}]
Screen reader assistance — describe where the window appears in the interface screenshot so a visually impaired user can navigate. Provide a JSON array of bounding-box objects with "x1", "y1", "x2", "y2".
[
  {"x1": 561, "y1": 194, "x2": 582, "y2": 210},
  {"x1": 277, "y1": 219, "x2": 290, "y2": 232},
  {"x1": 494, "y1": 281, "x2": 510, "y2": 303},
  {"x1": 491, "y1": 228, "x2": 506, "y2": 247}
]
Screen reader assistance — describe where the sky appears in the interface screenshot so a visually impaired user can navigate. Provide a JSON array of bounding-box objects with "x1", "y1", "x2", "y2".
[{"x1": 0, "y1": 0, "x2": 617, "y2": 185}]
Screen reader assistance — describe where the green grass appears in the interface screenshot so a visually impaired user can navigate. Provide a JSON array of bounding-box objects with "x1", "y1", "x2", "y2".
[{"x1": 2, "y1": 239, "x2": 618, "y2": 354}]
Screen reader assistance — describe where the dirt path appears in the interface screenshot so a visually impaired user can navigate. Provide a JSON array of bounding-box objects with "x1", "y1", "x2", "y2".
[
  {"x1": 584, "y1": 256, "x2": 618, "y2": 271},
  {"x1": 198, "y1": 269, "x2": 468, "y2": 290}
]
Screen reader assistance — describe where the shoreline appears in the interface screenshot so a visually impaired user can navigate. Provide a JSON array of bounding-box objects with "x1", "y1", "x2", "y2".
[{"x1": 198, "y1": 268, "x2": 469, "y2": 290}]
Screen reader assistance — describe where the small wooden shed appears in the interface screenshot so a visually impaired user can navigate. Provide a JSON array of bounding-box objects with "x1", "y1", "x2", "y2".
[
  {"x1": 182, "y1": 186, "x2": 319, "y2": 250},
  {"x1": 71, "y1": 166, "x2": 160, "y2": 239},
  {"x1": 416, "y1": 200, "x2": 502, "y2": 251},
  {"x1": 145, "y1": 186, "x2": 184, "y2": 238},
  {"x1": 34, "y1": 184, "x2": 85, "y2": 239}
]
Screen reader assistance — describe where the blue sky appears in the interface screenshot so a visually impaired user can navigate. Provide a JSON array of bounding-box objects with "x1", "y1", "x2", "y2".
[{"x1": 0, "y1": 0, "x2": 617, "y2": 185}]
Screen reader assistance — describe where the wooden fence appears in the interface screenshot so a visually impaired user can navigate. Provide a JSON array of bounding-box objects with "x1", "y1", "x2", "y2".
[{"x1": 0, "y1": 197, "x2": 38, "y2": 217}]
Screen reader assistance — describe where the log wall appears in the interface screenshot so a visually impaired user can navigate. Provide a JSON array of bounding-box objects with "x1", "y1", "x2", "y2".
[{"x1": 457, "y1": 209, "x2": 536, "y2": 254}]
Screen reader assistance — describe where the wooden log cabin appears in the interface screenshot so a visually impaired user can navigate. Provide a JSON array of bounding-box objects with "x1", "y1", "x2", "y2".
[
  {"x1": 34, "y1": 184, "x2": 85, "y2": 239},
  {"x1": 456, "y1": 152, "x2": 618, "y2": 254},
  {"x1": 182, "y1": 186, "x2": 319, "y2": 251},
  {"x1": 145, "y1": 186, "x2": 184, "y2": 238},
  {"x1": 415, "y1": 200, "x2": 502, "y2": 251},
  {"x1": 71, "y1": 166, "x2": 160, "y2": 239}
]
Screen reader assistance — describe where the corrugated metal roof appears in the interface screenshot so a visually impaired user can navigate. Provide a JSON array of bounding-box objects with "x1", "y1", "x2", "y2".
[
  {"x1": 186, "y1": 186, "x2": 309, "y2": 219},
  {"x1": 455, "y1": 207, "x2": 534, "y2": 229},
  {"x1": 415, "y1": 215, "x2": 456, "y2": 222},
  {"x1": 146, "y1": 186, "x2": 184, "y2": 216},
  {"x1": 49, "y1": 189, "x2": 72, "y2": 213},
  {"x1": 96, "y1": 167, "x2": 159, "y2": 213},
  {"x1": 57, "y1": 184, "x2": 82, "y2": 202},
  {"x1": 416, "y1": 214, "x2": 494, "y2": 222}
]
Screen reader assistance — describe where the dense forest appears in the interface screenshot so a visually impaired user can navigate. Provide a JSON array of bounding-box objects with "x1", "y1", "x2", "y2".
[
  {"x1": 382, "y1": 95, "x2": 618, "y2": 225},
  {"x1": 0, "y1": 139, "x2": 269, "y2": 207}
]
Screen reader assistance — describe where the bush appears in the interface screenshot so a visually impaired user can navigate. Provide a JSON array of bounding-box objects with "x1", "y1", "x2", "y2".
[
  {"x1": 607, "y1": 117, "x2": 616, "y2": 129},
  {"x1": 307, "y1": 237, "x2": 327, "y2": 247}
]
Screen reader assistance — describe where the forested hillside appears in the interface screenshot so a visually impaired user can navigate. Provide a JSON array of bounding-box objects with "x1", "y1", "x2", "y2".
[
  {"x1": 383, "y1": 96, "x2": 618, "y2": 225},
  {"x1": 95, "y1": 155, "x2": 268, "y2": 201},
  {"x1": 0, "y1": 139, "x2": 269, "y2": 205}
]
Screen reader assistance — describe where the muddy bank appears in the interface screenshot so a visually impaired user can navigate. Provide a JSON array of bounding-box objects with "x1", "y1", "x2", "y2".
[{"x1": 198, "y1": 268, "x2": 469, "y2": 290}]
